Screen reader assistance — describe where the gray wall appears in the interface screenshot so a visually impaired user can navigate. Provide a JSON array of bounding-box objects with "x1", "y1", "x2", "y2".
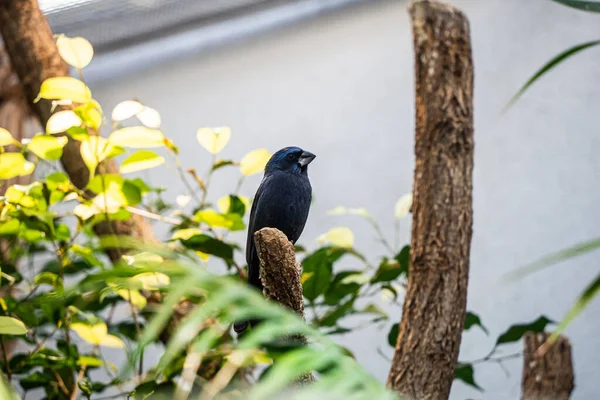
[{"x1": 89, "y1": 0, "x2": 600, "y2": 398}]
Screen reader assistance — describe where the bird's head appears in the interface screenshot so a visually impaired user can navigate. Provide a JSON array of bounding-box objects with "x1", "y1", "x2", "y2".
[{"x1": 265, "y1": 146, "x2": 316, "y2": 175}]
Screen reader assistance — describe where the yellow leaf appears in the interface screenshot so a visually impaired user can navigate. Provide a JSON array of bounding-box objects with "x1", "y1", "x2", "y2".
[
  {"x1": 38, "y1": 77, "x2": 91, "y2": 104},
  {"x1": 131, "y1": 272, "x2": 170, "y2": 290},
  {"x1": 111, "y1": 100, "x2": 143, "y2": 121},
  {"x1": 99, "y1": 334, "x2": 125, "y2": 348},
  {"x1": 0, "y1": 153, "x2": 34, "y2": 179},
  {"x1": 27, "y1": 135, "x2": 68, "y2": 160},
  {"x1": 0, "y1": 128, "x2": 16, "y2": 146},
  {"x1": 22, "y1": 161, "x2": 35, "y2": 176},
  {"x1": 327, "y1": 206, "x2": 372, "y2": 219},
  {"x1": 301, "y1": 272, "x2": 314, "y2": 285},
  {"x1": 75, "y1": 101, "x2": 103, "y2": 129},
  {"x1": 115, "y1": 288, "x2": 147, "y2": 309},
  {"x1": 240, "y1": 148, "x2": 271, "y2": 176},
  {"x1": 196, "y1": 127, "x2": 231, "y2": 154},
  {"x1": 324, "y1": 227, "x2": 354, "y2": 249},
  {"x1": 216, "y1": 195, "x2": 250, "y2": 214},
  {"x1": 80, "y1": 136, "x2": 115, "y2": 173},
  {"x1": 195, "y1": 251, "x2": 210, "y2": 262},
  {"x1": 195, "y1": 209, "x2": 230, "y2": 228},
  {"x1": 171, "y1": 228, "x2": 201, "y2": 241},
  {"x1": 394, "y1": 193, "x2": 413, "y2": 219},
  {"x1": 108, "y1": 127, "x2": 165, "y2": 148},
  {"x1": 71, "y1": 322, "x2": 107, "y2": 345},
  {"x1": 0, "y1": 316, "x2": 28, "y2": 335},
  {"x1": 123, "y1": 252, "x2": 164, "y2": 265},
  {"x1": 137, "y1": 106, "x2": 161, "y2": 128},
  {"x1": 56, "y1": 35, "x2": 94, "y2": 69},
  {"x1": 90, "y1": 180, "x2": 127, "y2": 214},
  {"x1": 46, "y1": 110, "x2": 82, "y2": 134},
  {"x1": 73, "y1": 204, "x2": 97, "y2": 220},
  {"x1": 119, "y1": 150, "x2": 165, "y2": 174}
]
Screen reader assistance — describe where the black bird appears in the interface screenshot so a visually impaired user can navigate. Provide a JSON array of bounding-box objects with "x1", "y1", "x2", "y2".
[{"x1": 234, "y1": 146, "x2": 316, "y2": 334}]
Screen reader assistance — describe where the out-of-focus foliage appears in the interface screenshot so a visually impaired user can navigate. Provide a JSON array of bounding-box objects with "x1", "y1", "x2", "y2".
[{"x1": 504, "y1": 0, "x2": 600, "y2": 349}]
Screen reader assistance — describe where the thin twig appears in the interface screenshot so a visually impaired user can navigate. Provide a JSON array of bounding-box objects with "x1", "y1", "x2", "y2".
[
  {"x1": 70, "y1": 365, "x2": 87, "y2": 400},
  {"x1": 0, "y1": 336, "x2": 11, "y2": 380},
  {"x1": 125, "y1": 206, "x2": 180, "y2": 225}
]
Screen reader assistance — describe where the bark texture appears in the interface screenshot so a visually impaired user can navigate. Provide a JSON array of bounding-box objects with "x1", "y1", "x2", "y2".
[
  {"x1": 0, "y1": 42, "x2": 35, "y2": 360},
  {"x1": 0, "y1": 0, "x2": 157, "y2": 262},
  {"x1": 521, "y1": 333, "x2": 574, "y2": 400},
  {"x1": 386, "y1": 1, "x2": 474, "y2": 399},
  {"x1": 253, "y1": 227, "x2": 314, "y2": 384}
]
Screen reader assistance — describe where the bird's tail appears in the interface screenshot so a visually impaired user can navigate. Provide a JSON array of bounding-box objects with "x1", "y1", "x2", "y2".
[
  {"x1": 233, "y1": 321, "x2": 249, "y2": 334},
  {"x1": 233, "y1": 318, "x2": 261, "y2": 335}
]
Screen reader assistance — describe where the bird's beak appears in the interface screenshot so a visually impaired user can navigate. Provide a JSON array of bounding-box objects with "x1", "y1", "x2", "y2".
[{"x1": 298, "y1": 151, "x2": 316, "y2": 167}]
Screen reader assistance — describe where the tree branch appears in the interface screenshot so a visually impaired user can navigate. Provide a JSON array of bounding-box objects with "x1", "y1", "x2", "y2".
[
  {"x1": 386, "y1": 1, "x2": 474, "y2": 399},
  {"x1": 521, "y1": 333, "x2": 574, "y2": 400},
  {"x1": 253, "y1": 227, "x2": 314, "y2": 384}
]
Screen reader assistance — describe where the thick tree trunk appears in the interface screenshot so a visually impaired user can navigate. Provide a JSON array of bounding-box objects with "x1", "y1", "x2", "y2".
[
  {"x1": 0, "y1": 42, "x2": 34, "y2": 361},
  {"x1": 386, "y1": 1, "x2": 474, "y2": 399},
  {"x1": 253, "y1": 227, "x2": 314, "y2": 384},
  {"x1": 521, "y1": 333, "x2": 574, "y2": 400},
  {"x1": 0, "y1": 0, "x2": 157, "y2": 260}
]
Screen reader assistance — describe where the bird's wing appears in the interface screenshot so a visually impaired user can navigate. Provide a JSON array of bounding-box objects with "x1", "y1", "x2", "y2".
[{"x1": 245, "y1": 178, "x2": 267, "y2": 290}]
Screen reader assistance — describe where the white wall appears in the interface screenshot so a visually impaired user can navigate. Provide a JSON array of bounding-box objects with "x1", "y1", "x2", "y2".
[{"x1": 90, "y1": 0, "x2": 600, "y2": 398}]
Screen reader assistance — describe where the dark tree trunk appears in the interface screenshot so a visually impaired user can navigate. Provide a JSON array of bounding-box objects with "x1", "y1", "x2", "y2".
[
  {"x1": 386, "y1": 1, "x2": 474, "y2": 399},
  {"x1": 521, "y1": 333, "x2": 574, "y2": 400}
]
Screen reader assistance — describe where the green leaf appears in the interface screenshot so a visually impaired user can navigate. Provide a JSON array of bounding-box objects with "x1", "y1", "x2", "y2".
[
  {"x1": 34, "y1": 272, "x2": 63, "y2": 289},
  {"x1": 455, "y1": 364, "x2": 482, "y2": 391},
  {"x1": 323, "y1": 270, "x2": 364, "y2": 305},
  {"x1": 194, "y1": 209, "x2": 245, "y2": 231},
  {"x1": 0, "y1": 220, "x2": 20, "y2": 236},
  {"x1": 226, "y1": 195, "x2": 246, "y2": 216},
  {"x1": 20, "y1": 371, "x2": 53, "y2": 390},
  {"x1": 371, "y1": 259, "x2": 405, "y2": 283},
  {"x1": 551, "y1": 0, "x2": 600, "y2": 12},
  {"x1": 360, "y1": 303, "x2": 388, "y2": 320},
  {"x1": 319, "y1": 297, "x2": 355, "y2": 327},
  {"x1": 387, "y1": 323, "x2": 399, "y2": 347},
  {"x1": 77, "y1": 355, "x2": 103, "y2": 367},
  {"x1": 180, "y1": 234, "x2": 234, "y2": 262},
  {"x1": 302, "y1": 249, "x2": 334, "y2": 301},
  {"x1": 503, "y1": 237, "x2": 600, "y2": 282},
  {"x1": 27, "y1": 135, "x2": 69, "y2": 160},
  {"x1": 46, "y1": 172, "x2": 70, "y2": 190},
  {"x1": 0, "y1": 316, "x2": 28, "y2": 335},
  {"x1": 120, "y1": 150, "x2": 165, "y2": 174},
  {"x1": 496, "y1": 315, "x2": 554, "y2": 345},
  {"x1": 211, "y1": 159, "x2": 235, "y2": 171},
  {"x1": 548, "y1": 273, "x2": 600, "y2": 344},
  {"x1": 464, "y1": 311, "x2": 489, "y2": 335},
  {"x1": 505, "y1": 40, "x2": 600, "y2": 110},
  {"x1": 87, "y1": 174, "x2": 123, "y2": 194}
]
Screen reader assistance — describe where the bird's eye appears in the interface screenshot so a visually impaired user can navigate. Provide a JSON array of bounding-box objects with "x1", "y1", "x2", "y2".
[{"x1": 287, "y1": 154, "x2": 295, "y2": 160}]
